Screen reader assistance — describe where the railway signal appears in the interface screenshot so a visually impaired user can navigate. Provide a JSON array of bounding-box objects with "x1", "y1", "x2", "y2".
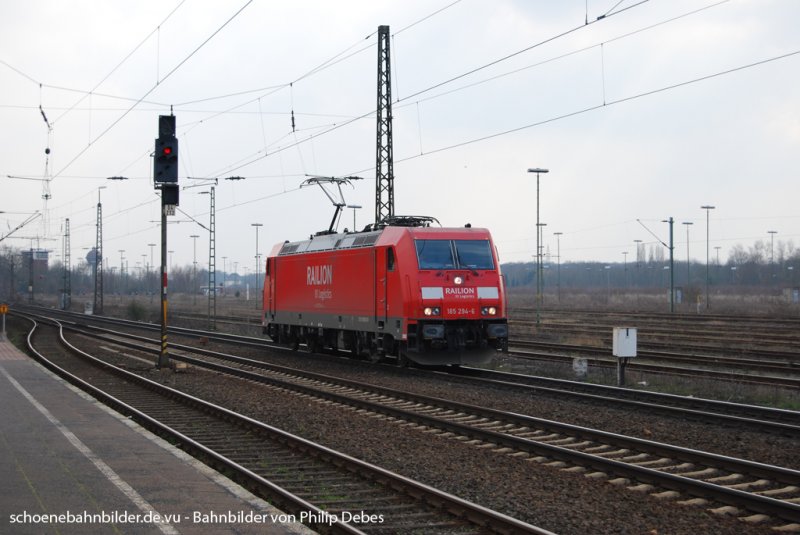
[
  {"x1": 154, "y1": 138, "x2": 178, "y2": 182},
  {"x1": 153, "y1": 114, "x2": 179, "y2": 369},
  {"x1": 154, "y1": 116, "x2": 179, "y2": 184}
]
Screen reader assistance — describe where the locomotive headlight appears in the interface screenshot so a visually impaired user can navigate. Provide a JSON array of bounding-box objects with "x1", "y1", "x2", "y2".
[
  {"x1": 481, "y1": 306, "x2": 498, "y2": 316},
  {"x1": 453, "y1": 276, "x2": 463, "y2": 285},
  {"x1": 488, "y1": 306, "x2": 497, "y2": 315},
  {"x1": 424, "y1": 307, "x2": 441, "y2": 316}
]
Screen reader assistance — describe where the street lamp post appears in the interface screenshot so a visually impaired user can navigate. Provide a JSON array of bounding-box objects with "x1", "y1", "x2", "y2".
[
  {"x1": 346, "y1": 204, "x2": 362, "y2": 232},
  {"x1": 661, "y1": 218, "x2": 675, "y2": 313},
  {"x1": 700, "y1": 205, "x2": 715, "y2": 310},
  {"x1": 222, "y1": 256, "x2": 227, "y2": 295},
  {"x1": 768, "y1": 230, "x2": 778, "y2": 284},
  {"x1": 553, "y1": 231, "x2": 562, "y2": 304},
  {"x1": 682, "y1": 221, "x2": 693, "y2": 290},
  {"x1": 527, "y1": 168, "x2": 549, "y2": 325},
  {"x1": 147, "y1": 242, "x2": 156, "y2": 302},
  {"x1": 252, "y1": 223, "x2": 263, "y2": 310},
  {"x1": 118, "y1": 250, "x2": 125, "y2": 294},
  {"x1": 622, "y1": 251, "x2": 629, "y2": 293},
  {"x1": 190, "y1": 234, "x2": 200, "y2": 305}
]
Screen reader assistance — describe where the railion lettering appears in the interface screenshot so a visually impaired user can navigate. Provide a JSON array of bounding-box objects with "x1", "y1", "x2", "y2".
[
  {"x1": 307, "y1": 264, "x2": 333, "y2": 286},
  {"x1": 445, "y1": 287, "x2": 476, "y2": 296}
]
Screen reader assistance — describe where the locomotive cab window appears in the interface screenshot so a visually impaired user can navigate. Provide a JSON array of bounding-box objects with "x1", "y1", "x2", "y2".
[
  {"x1": 415, "y1": 240, "x2": 455, "y2": 270},
  {"x1": 415, "y1": 239, "x2": 494, "y2": 270},
  {"x1": 387, "y1": 247, "x2": 396, "y2": 271},
  {"x1": 454, "y1": 240, "x2": 494, "y2": 269}
]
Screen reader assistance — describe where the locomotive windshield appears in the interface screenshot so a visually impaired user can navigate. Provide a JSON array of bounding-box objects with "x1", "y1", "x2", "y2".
[{"x1": 415, "y1": 239, "x2": 494, "y2": 270}]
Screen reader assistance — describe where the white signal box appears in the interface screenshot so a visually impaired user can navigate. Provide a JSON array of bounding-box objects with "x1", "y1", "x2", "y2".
[{"x1": 612, "y1": 327, "x2": 637, "y2": 358}]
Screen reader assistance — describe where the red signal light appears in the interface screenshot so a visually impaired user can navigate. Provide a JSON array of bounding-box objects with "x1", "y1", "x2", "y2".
[{"x1": 162, "y1": 146, "x2": 173, "y2": 156}]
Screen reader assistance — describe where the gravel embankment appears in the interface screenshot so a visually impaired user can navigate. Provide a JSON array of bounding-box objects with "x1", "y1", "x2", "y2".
[{"x1": 133, "y1": 344, "x2": 783, "y2": 535}]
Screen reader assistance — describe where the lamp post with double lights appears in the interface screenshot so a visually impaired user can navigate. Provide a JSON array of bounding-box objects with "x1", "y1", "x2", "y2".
[
  {"x1": 252, "y1": 223, "x2": 263, "y2": 310},
  {"x1": 527, "y1": 168, "x2": 549, "y2": 325}
]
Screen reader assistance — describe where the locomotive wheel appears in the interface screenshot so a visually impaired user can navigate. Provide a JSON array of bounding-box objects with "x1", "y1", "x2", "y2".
[
  {"x1": 396, "y1": 351, "x2": 410, "y2": 368},
  {"x1": 350, "y1": 334, "x2": 364, "y2": 360},
  {"x1": 368, "y1": 349, "x2": 382, "y2": 364}
]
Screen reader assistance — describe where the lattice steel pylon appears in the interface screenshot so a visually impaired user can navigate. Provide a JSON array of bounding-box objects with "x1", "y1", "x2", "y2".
[
  {"x1": 374, "y1": 25, "x2": 394, "y2": 225},
  {"x1": 207, "y1": 186, "x2": 216, "y2": 330},
  {"x1": 94, "y1": 201, "x2": 103, "y2": 315},
  {"x1": 62, "y1": 218, "x2": 71, "y2": 310}
]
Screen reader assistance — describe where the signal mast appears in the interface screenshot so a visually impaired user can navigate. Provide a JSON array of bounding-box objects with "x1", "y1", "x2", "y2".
[{"x1": 375, "y1": 25, "x2": 394, "y2": 226}]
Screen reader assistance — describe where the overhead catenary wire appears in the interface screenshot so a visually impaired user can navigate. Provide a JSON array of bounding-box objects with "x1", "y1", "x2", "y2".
[
  {"x1": 397, "y1": 0, "x2": 651, "y2": 103},
  {"x1": 49, "y1": 0, "x2": 254, "y2": 181},
  {"x1": 5, "y1": 2, "x2": 792, "y2": 265},
  {"x1": 219, "y1": 10, "x2": 791, "y2": 183},
  {"x1": 393, "y1": 48, "x2": 800, "y2": 163},
  {"x1": 331, "y1": 46, "x2": 800, "y2": 180},
  {"x1": 391, "y1": 0, "x2": 730, "y2": 111},
  {"x1": 193, "y1": 0, "x2": 661, "y2": 179},
  {"x1": 51, "y1": 0, "x2": 188, "y2": 126}
]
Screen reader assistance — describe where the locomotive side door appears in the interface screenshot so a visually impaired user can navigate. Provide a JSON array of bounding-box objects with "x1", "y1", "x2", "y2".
[
  {"x1": 375, "y1": 247, "x2": 388, "y2": 331},
  {"x1": 267, "y1": 257, "x2": 275, "y2": 316}
]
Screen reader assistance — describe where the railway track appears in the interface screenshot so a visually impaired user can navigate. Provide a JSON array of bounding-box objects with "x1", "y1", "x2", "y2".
[
  {"x1": 449, "y1": 367, "x2": 800, "y2": 434},
  {"x1": 23, "y1": 304, "x2": 800, "y2": 390},
  {"x1": 508, "y1": 340, "x2": 800, "y2": 389},
  {"x1": 510, "y1": 307, "x2": 800, "y2": 349},
  {"x1": 41, "y1": 313, "x2": 800, "y2": 529},
  {"x1": 513, "y1": 339, "x2": 799, "y2": 372},
  {"x1": 172, "y1": 309, "x2": 800, "y2": 386},
  {"x1": 16, "y1": 306, "x2": 800, "y2": 434},
  {"x1": 18, "y1": 314, "x2": 549, "y2": 534}
]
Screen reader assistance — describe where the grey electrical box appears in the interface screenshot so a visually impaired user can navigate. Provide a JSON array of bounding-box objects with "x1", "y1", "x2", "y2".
[{"x1": 612, "y1": 327, "x2": 637, "y2": 357}]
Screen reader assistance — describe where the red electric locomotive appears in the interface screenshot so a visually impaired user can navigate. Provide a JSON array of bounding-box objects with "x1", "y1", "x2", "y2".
[{"x1": 262, "y1": 217, "x2": 508, "y2": 366}]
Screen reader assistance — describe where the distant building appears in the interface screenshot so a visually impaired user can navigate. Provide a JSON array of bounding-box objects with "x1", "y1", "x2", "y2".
[{"x1": 21, "y1": 249, "x2": 49, "y2": 271}]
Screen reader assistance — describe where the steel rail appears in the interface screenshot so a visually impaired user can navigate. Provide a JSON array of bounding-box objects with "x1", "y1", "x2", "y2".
[
  {"x1": 18, "y1": 314, "x2": 549, "y2": 535},
  {"x1": 47, "y1": 316, "x2": 800, "y2": 525},
  {"x1": 16, "y1": 307, "x2": 800, "y2": 432}
]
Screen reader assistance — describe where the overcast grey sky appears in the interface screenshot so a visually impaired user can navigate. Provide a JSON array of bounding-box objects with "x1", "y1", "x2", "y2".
[{"x1": 1, "y1": 0, "x2": 798, "y2": 273}]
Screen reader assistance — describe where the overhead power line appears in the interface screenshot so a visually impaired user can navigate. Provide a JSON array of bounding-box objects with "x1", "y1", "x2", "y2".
[
  {"x1": 398, "y1": 0, "x2": 651, "y2": 103},
  {"x1": 50, "y1": 0, "x2": 254, "y2": 182},
  {"x1": 393, "y1": 48, "x2": 800, "y2": 163},
  {"x1": 52, "y1": 0, "x2": 188, "y2": 126},
  {"x1": 393, "y1": 0, "x2": 731, "y2": 111}
]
